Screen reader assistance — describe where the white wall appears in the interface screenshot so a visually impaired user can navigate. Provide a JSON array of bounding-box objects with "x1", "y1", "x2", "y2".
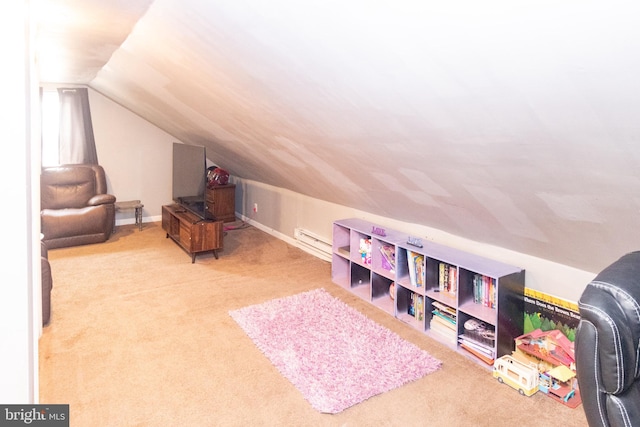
[
  {"x1": 89, "y1": 89, "x2": 180, "y2": 225},
  {"x1": 235, "y1": 177, "x2": 596, "y2": 303},
  {"x1": 0, "y1": 1, "x2": 38, "y2": 403}
]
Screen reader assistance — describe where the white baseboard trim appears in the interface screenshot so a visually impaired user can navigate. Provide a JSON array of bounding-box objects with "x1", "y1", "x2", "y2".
[
  {"x1": 237, "y1": 214, "x2": 331, "y2": 262},
  {"x1": 124, "y1": 213, "x2": 331, "y2": 263}
]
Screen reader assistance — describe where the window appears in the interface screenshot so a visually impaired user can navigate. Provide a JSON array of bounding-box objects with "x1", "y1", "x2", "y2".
[
  {"x1": 40, "y1": 87, "x2": 98, "y2": 166},
  {"x1": 41, "y1": 89, "x2": 60, "y2": 167}
]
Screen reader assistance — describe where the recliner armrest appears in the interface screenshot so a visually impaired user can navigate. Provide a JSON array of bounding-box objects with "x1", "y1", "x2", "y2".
[{"x1": 88, "y1": 194, "x2": 116, "y2": 206}]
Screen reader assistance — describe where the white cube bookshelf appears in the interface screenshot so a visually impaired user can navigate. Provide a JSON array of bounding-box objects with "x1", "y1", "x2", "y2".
[{"x1": 331, "y1": 218, "x2": 525, "y2": 367}]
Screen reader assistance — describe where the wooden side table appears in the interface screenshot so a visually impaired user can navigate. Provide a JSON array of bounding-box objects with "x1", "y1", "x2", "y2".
[{"x1": 115, "y1": 200, "x2": 144, "y2": 231}]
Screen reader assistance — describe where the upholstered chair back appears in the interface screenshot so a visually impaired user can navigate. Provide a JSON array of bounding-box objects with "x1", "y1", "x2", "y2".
[
  {"x1": 575, "y1": 251, "x2": 640, "y2": 427},
  {"x1": 41, "y1": 164, "x2": 107, "y2": 210}
]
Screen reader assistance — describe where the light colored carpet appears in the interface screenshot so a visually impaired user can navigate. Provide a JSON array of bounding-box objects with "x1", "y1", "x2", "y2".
[
  {"x1": 39, "y1": 221, "x2": 589, "y2": 426},
  {"x1": 230, "y1": 288, "x2": 442, "y2": 413}
]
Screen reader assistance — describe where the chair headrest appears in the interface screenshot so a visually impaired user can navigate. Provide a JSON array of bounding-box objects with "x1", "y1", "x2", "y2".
[
  {"x1": 41, "y1": 166, "x2": 97, "y2": 209},
  {"x1": 579, "y1": 251, "x2": 640, "y2": 393}
]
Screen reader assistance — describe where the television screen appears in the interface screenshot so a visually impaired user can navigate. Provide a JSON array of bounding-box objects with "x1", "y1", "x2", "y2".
[{"x1": 172, "y1": 143, "x2": 207, "y2": 218}]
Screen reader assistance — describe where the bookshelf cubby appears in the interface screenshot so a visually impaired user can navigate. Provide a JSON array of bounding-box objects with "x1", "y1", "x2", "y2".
[{"x1": 331, "y1": 218, "x2": 525, "y2": 368}]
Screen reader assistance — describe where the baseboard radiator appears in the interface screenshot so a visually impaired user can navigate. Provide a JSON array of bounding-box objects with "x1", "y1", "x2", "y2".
[{"x1": 294, "y1": 228, "x2": 332, "y2": 262}]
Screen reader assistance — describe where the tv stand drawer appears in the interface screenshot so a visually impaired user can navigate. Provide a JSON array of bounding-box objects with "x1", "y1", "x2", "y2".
[{"x1": 162, "y1": 204, "x2": 223, "y2": 263}]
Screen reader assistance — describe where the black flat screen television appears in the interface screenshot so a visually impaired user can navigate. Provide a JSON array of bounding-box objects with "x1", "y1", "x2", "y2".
[{"x1": 172, "y1": 142, "x2": 207, "y2": 219}]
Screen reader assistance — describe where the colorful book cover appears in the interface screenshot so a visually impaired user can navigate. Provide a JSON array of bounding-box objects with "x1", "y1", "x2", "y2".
[
  {"x1": 379, "y1": 245, "x2": 396, "y2": 272},
  {"x1": 439, "y1": 263, "x2": 448, "y2": 292},
  {"x1": 432, "y1": 301, "x2": 457, "y2": 318},
  {"x1": 448, "y1": 265, "x2": 457, "y2": 294},
  {"x1": 407, "y1": 251, "x2": 417, "y2": 287},
  {"x1": 472, "y1": 274, "x2": 496, "y2": 308},
  {"x1": 407, "y1": 291, "x2": 415, "y2": 316},
  {"x1": 415, "y1": 295, "x2": 424, "y2": 321},
  {"x1": 414, "y1": 253, "x2": 425, "y2": 288},
  {"x1": 523, "y1": 288, "x2": 580, "y2": 342}
]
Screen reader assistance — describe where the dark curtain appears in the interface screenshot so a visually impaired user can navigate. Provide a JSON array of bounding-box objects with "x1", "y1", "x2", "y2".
[{"x1": 57, "y1": 87, "x2": 98, "y2": 164}]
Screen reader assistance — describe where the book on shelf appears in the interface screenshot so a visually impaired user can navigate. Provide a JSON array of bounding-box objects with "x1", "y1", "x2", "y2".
[
  {"x1": 459, "y1": 317, "x2": 496, "y2": 363},
  {"x1": 438, "y1": 262, "x2": 457, "y2": 295},
  {"x1": 408, "y1": 292, "x2": 415, "y2": 316},
  {"x1": 407, "y1": 251, "x2": 425, "y2": 288},
  {"x1": 430, "y1": 317, "x2": 455, "y2": 332},
  {"x1": 473, "y1": 274, "x2": 496, "y2": 308},
  {"x1": 430, "y1": 321, "x2": 457, "y2": 345},
  {"x1": 458, "y1": 334, "x2": 494, "y2": 357},
  {"x1": 338, "y1": 246, "x2": 350, "y2": 257},
  {"x1": 407, "y1": 292, "x2": 424, "y2": 321},
  {"x1": 415, "y1": 254, "x2": 425, "y2": 288},
  {"x1": 431, "y1": 313, "x2": 456, "y2": 331},
  {"x1": 379, "y1": 244, "x2": 396, "y2": 273},
  {"x1": 407, "y1": 251, "x2": 417, "y2": 286},
  {"x1": 430, "y1": 300, "x2": 457, "y2": 340},
  {"x1": 431, "y1": 309, "x2": 456, "y2": 326},
  {"x1": 459, "y1": 342, "x2": 495, "y2": 365},
  {"x1": 432, "y1": 301, "x2": 457, "y2": 318}
]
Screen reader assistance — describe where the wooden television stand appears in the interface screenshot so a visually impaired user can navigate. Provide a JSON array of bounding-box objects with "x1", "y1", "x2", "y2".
[{"x1": 162, "y1": 204, "x2": 223, "y2": 263}]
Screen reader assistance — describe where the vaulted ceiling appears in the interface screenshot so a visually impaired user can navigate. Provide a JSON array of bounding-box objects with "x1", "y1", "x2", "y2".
[{"x1": 33, "y1": 0, "x2": 640, "y2": 273}]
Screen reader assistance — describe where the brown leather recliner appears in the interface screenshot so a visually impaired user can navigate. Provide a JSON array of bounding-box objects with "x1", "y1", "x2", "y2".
[
  {"x1": 41, "y1": 241, "x2": 52, "y2": 326},
  {"x1": 41, "y1": 164, "x2": 116, "y2": 249}
]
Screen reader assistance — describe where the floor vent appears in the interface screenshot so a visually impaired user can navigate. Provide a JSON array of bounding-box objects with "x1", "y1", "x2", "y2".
[{"x1": 294, "y1": 228, "x2": 332, "y2": 261}]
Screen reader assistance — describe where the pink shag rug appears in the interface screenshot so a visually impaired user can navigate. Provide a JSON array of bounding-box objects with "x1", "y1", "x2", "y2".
[{"x1": 229, "y1": 288, "x2": 442, "y2": 413}]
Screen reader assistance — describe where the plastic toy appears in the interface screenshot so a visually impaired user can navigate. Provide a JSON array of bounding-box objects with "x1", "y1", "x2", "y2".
[
  {"x1": 493, "y1": 355, "x2": 539, "y2": 396},
  {"x1": 512, "y1": 329, "x2": 582, "y2": 408}
]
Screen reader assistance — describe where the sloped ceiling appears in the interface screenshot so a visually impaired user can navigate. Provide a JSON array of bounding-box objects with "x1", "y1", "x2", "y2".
[{"x1": 34, "y1": 0, "x2": 640, "y2": 273}]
